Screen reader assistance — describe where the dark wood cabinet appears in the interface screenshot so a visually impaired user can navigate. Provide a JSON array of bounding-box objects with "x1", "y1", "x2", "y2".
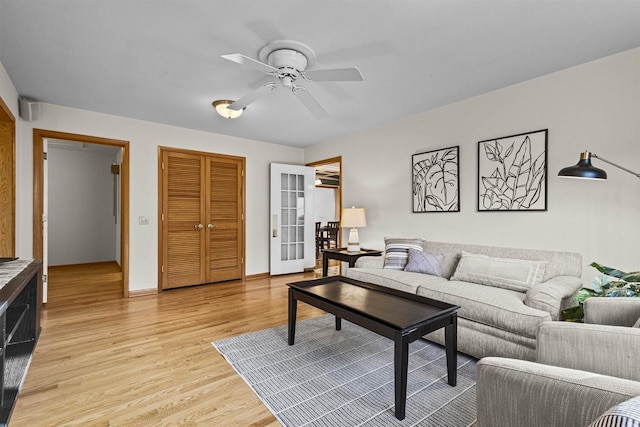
[{"x1": 0, "y1": 260, "x2": 41, "y2": 426}]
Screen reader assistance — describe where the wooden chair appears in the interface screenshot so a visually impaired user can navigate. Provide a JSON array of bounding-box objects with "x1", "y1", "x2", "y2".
[
  {"x1": 323, "y1": 221, "x2": 340, "y2": 249},
  {"x1": 315, "y1": 222, "x2": 323, "y2": 258}
]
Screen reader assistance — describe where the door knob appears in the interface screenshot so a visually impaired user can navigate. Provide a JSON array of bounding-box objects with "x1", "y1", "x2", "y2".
[
  {"x1": 195, "y1": 224, "x2": 204, "y2": 229},
  {"x1": 208, "y1": 224, "x2": 216, "y2": 229}
]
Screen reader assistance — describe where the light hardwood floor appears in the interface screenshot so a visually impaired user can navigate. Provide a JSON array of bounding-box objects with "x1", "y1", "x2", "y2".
[{"x1": 11, "y1": 262, "x2": 325, "y2": 426}]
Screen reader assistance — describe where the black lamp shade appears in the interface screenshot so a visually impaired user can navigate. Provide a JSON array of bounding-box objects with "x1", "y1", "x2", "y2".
[{"x1": 558, "y1": 152, "x2": 607, "y2": 180}]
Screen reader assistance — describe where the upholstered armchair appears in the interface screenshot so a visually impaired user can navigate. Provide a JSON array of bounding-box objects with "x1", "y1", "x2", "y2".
[{"x1": 476, "y1": 298, "x2": 640, "y2": 427}]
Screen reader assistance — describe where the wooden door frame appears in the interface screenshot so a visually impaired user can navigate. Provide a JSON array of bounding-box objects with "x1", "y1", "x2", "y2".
[
  {"x1": 157, "y1": 146, "x2": 246, "y2": 291},
  {"x1": 33, "y1": 129, "x2": 130, "y2": 297},
  {"x1": 306, "y1": 156, "x2": 342, "y2": 248},
  {"x1": 0, "y1": 97, "x2": 15, "y2": 257}
]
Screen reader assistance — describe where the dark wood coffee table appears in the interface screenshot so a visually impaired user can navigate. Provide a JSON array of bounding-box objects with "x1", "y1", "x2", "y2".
[{"x1": 287, "y1": 275, "x2": 459, "y2": 420}]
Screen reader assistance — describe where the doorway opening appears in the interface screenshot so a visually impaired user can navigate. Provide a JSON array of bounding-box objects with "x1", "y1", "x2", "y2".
[
  {"x1": 306, "y1": 156, "x2": 342, "y2": 275},
  {"x1": 33, "y1": 130, "x2": 130, "y2": 302}
]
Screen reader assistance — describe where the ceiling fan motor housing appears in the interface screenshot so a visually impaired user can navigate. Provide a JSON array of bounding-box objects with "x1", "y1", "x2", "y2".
[{"x1": 267, "y1": 49, "x2": 308, "y2": 72}]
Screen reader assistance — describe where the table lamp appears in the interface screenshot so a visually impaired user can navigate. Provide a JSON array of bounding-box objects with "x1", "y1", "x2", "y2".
[{"x1": 341, "y1": 207, "x2": 367, "y2": 252}]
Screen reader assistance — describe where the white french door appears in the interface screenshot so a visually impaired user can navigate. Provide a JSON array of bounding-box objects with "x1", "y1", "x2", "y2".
[
  {"x1": 270, "y1": 163, "x2": 315, "y2": 275},
  {"x1": 42, "y1": 139, "x2": 49, "y2": 303}
]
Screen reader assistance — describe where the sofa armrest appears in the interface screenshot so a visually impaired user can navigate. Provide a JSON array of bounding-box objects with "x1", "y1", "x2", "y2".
[
  {"x1": 584, "y1": 298, "x2": 640, "y2": 327},
  {"x1": 536, "y1": 321, "x2": 640, "y2": 381},
  {"x1": 524, "y1": 276, "x2": 583, "y2": 320},
  {"x1": 476, "y1": 357, "x2": 640, "y2": 427},
  {"x1": 353, "y1": 256, "x2": 384, "y2": 269}
]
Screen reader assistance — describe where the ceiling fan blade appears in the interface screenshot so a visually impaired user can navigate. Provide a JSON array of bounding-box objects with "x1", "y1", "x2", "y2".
[
  {"x1": 293, "y1": 88, "x2": 329, "y2": 120},
  {"x1": 221, "y1": 54, "x2": 277, "y2": 73},
  {"x1": 228, "y1": 84, "x2": 276, "y2": 110},
  {"x1": 302, "y1": 67, "x2": 363, "y2": 82}
]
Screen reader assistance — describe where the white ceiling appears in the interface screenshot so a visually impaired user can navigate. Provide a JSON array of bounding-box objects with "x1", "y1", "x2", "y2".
[{"x1": 1, "y1": 1, "x2": 639, "y2": 148}]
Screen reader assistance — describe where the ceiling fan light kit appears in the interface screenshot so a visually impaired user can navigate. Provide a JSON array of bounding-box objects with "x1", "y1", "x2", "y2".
[
  {"x1": 213, "y1": 100, "x2": 244, "y2": 119},
  {"x1": 221, "y1": 40, "x2": 364, "y2": 119}
]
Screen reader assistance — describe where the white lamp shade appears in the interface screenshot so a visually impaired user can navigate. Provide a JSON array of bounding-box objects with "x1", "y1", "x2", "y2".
[{"x1": 341, "y1": 207, "x2": 366, "y2": 228}]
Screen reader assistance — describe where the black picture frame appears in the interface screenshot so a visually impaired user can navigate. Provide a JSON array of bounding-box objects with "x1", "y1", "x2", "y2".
[
  {"x1": 477, "y1": 129, "x2": 548, "y2": 212},
  {"x1": 412, "y1": 146, "x2": 460, "y2": 213}
]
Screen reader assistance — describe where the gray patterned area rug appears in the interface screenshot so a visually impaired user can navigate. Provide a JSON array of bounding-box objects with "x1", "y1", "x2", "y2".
[{"x1": 212, "y1": 314, "x2": 477, "y2": 427}]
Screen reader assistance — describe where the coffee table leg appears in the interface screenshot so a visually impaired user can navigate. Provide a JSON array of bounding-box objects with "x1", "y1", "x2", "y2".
[
  {"x1": 445, "y1": 313, "x2": 457, "y2": 386},
  {"x1": 335, "y1": 316, "x2": 341, "y2": 330},
  {"x1": 394, "y1": 331, "x2": 410, "y2": 420},
  {"x1": 288, "y1": 289, "x2": 297, "y2": 345}
]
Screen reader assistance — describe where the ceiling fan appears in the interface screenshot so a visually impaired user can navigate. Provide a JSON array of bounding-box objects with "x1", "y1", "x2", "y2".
[{"x1": 221, "y1": 40, "x2": 364, "y2": 119}]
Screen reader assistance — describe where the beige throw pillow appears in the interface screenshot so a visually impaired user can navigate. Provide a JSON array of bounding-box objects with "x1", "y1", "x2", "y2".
[{"x1": 451, "y1": 251, "x2": 547, "y2": 293}]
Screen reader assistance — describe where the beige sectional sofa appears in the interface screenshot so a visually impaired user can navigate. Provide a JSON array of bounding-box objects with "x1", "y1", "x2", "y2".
[{"x1": 345, "y1": 240, "x2": 583, "y2": 361}]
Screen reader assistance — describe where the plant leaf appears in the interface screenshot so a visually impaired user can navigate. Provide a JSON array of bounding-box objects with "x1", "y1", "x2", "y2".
[
  {"x1": 504, "y1": 136, "x2": 531, "y2": 207},
  {"x1": 505, "y1": 136, "x2": 532, "y2": 209},
  {"x1": 425, "y1": 194, "x2": 444, "y2": 210},
  {"x1": 520, "y1": 151, "x2": 545, "y2": 208},
  {"x1": 603, "y1": 288, "x2": 635, "y2": 297},
  {"x1": 482, "y1": 176, "x2": 500, "y2": 191},
  {"x1": 622, "y1": 271, "x2": 640, "y2": 282},
  {"x1": 573, "y1": 288, "x2": 597, "y2": 304},
  {"x1": 504, "y1": 142, "x2": 514, "y2": 158},
  {"x1": 484, "y1": 144, "x2": 499, "y2": 162},
  {"x1": 561, "y1": 305, "x2": 584, "y2": 321},
  {"x1": 590, "y1": 262, "x2": 628, "y2": 278},
  {"x1": 441, "y1": 148, "x2": 457, "y2": 162}
]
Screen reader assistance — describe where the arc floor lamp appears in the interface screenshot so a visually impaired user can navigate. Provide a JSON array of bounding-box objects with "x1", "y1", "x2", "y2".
[{"x1": 558, "y1": 151, "x2": 640, "y2": 180}]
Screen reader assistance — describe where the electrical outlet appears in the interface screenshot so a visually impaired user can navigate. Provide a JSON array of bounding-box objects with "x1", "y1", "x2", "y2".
[{"x1": 138, "y1": 216, "x2": 149, "y2": 225}]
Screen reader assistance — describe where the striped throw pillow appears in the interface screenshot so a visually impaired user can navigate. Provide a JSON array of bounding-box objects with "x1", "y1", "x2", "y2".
[
  {"x1": 589, "y1": 395, "x2": 640, "y2": 427},
  {"x1": 383, "y1": 237, "x2": 427, "y2": 270}
]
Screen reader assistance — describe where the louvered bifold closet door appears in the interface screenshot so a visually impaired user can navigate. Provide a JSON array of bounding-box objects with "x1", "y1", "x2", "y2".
[
  {"x1": 163, "y1": 152, "x2": 206, "y2": 289},
  {"x1": 206, "y1": 157, "x2": 243, "y2": 282}
]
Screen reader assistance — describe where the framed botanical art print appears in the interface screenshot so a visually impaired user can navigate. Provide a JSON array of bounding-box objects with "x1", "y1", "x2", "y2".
[
  {"x1": 477, "y1": 129, "x2": 547, "y2": 212},
  {"x1": 412, "y1": 146, "x2": 460, "y2": 212}
]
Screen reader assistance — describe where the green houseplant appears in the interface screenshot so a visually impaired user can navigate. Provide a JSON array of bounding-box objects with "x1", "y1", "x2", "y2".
[{"x1": 562, "y1": 262, "x2": 640, "y2": 322}]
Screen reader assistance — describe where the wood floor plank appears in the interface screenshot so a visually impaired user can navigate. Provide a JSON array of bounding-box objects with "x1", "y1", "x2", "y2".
[{"x1": 11, "y1": 263, "x2": 326, "y2": 426}]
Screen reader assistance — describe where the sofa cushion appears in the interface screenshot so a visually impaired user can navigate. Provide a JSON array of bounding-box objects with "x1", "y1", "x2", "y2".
[
  {"x1": 404, "y1": 249, "x2": 444, "y2": 276},
  {"x1": 589, "y1": 395, "x2": 640, "y2": 427},
  {"x1": 634, "y1": 317, "x2": 640, "y2": 329},
  {"x1": 345, "y1": 267, "x2": 448, "y2": 294},
  {"x1": 450, "y1": 251, "x2": 547, "y2": 293},
  {"x1": 416, "y1": 280, "x2": 551, "y2": 338},
  {"x1": 423, "y1": 241, "x2": 582, "y2": 281},
  {"x1": 382, "y1": 237, "x2": 426, "y2": 270}
]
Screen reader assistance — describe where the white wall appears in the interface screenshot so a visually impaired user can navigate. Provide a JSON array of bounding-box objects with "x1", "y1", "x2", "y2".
[
  {"x1": 305, "y1": 48, "x2": 640, "y2": 283},
  {"x1": 314, "y1": 187, "x2": 336, "y2": 225},
  {"x1": 47, "y1": 145, "x2": 118, "y2": 265},
  {"x1": 0, "y1": 64, "x2": 304, "y2": 290}
]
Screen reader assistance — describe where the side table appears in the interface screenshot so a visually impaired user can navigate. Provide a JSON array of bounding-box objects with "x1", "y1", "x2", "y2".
[{"x1": 321, "y1": 248, "x2": 382, "y2": 276}]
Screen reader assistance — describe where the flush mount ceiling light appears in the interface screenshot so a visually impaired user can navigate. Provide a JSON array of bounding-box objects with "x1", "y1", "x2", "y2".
[{"x1": 213, "y1": 100, "x2": 244, "y2": 119}]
